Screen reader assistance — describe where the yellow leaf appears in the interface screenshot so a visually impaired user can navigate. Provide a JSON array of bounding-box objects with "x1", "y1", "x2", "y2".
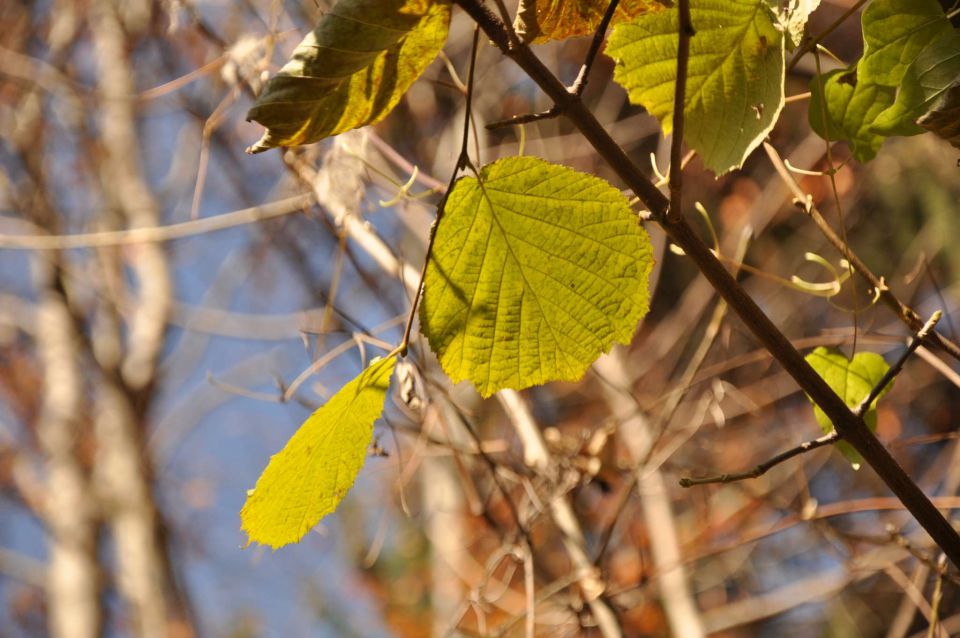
[{"x1": 241, "y1": 356, "x2": 396, "y2": 549}]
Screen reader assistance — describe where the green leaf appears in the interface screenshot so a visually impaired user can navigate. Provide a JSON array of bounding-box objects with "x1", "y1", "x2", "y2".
[
  {"x1": 871, "y1": 29, "x2": 960, "y2": 137},
  {"x1": 607, "y1": 0, "x2": 785, "y2": 175},
  {"x1": 514, "y1": 0, "x2": 664, "y2": 44},
  {"x1": 805, "y1": 0, "x2": 952, "y2": 156},
  {"x1": 858, "y1": 0, "x2": 952, "y2": 88},
  {"x1": 245, "y1": 0, "x2": 450, "y2": 154},
  {"x1": 808, "y1": 68, "x2": 897, "y2": 162},
  {"x1": 804, "y1": 347, "x2": 892, "y2": 469},
  {"x1": 420, "y1": 157, "x2": 653, "y2": 397},
  {"x1": 241, "y1": 355, "x2": 396, "y2": 549}
]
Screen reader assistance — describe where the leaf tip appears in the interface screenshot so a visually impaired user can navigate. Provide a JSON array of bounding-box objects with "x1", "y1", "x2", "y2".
[{"x1": 245, "y1": 136, "x2": 273, "y2": 155}]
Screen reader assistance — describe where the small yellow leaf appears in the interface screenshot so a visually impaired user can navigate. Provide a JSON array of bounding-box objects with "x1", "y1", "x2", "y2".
[
  {"x1": 241, "y1": 356, "x2": 396, "y2": 549},
  {"x1": 804, "y1": 347, "x2": 891, "y2": 469}
]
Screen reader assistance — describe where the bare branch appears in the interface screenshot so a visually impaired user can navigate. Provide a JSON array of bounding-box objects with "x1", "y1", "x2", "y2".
[
  {"x1": 681, "y1": 312, "x2": 943, "y2": 488},
  {"x1": 0, "y1": 195, "x2": 312, "y2": 249}
]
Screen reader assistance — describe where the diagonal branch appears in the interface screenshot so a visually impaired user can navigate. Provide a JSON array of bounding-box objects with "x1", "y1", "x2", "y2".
[{"x1": 452, "y1": 0, "x2": 960, "y2": 568}]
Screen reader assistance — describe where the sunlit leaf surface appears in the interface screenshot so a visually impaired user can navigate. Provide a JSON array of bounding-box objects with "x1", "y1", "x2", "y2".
[
  {"x1": 805, "y1": 347, "x2": 892, "y2": 469},
  {"x1": 608, "y1": 0, "x2": 785, "y2": 174},
  {"x1": 420, "y1": 157, "x2": 653, "y2": 397},
  {"x1": 241, "y1": 356, "x2": 396, "y2": 549}
]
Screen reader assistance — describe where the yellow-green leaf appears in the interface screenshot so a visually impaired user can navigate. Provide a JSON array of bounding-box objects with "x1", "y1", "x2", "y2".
[
  {"x1": 871, "y1": 29, "x2": 960, "y2": 138},
  {"x1": 809, "y1": 68, "x2": 897, "y2": 163},
  {"x1": 806, "y1": 0, "x2": 953, "y2": 157},
  {"x1": 514, "y1": 0, "x2": 665, "y2": 44},
  {"x1": 241, "y1": 355, "x2": 396, "y2": 549},
  {"x1": 245, "y1": 0, "x2": 450, "y2": 153},
  {"x1": 858, "y1": 0, "x2": 952, "y2": 88},
  {"x1": 420, "y1": 157, "x2": 653, "y2": 397},
  {"x1": 804, "y1": 347, "x2": 892, "y2": 470},
  {"x1": 607, "y1": 0, "x2": 785, "y2": 174}
]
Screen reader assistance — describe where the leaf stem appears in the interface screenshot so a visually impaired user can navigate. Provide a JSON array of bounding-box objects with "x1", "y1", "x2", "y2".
[
  {"x1": 855, "y1": 311, "x2": 941, "y2": 415},
  {"x1": 812, "y1": 47, "x2": 862, "y2": 357},
  {"x1": 679, "y1": 431, "x2": 839, "y2": 487}
]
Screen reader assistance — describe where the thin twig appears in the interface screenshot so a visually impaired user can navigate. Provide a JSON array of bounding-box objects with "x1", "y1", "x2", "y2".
[
  {"x1": 928, "y1": 554, "x2": 948, "y2": 638},
  {"x1": 667, "y1": 0, "x2": 693, "y2": 223},
  {"x1": 856, "y1": 311, "x2": 941, "y2": 415},
  {"x1": 570, "y1": 0, "x2": 621, "y2": 96},
  {"x1": 679, "y1": 432, "x2": 839, "y2": 487},
  {"x1": 486, "y1": 0, "x2": 619, "y2": 130},
  {"x1": 812, "y1": 47, "x2": 861, "y2": 356},
  {"x1": 400, "y1": 27, "x2": 480, "y2": 355}
]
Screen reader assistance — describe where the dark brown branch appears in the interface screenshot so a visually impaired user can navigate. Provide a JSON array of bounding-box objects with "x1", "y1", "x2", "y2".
[
  {"x1": 667, "y1": 0, "x2": 693, "y2": 223},
  {"x1": 453, "y1": 0, "x2": 960, "y2": 567},
  {"x1": 570, "y1": 0, "x2": 621, "y2": 96}
]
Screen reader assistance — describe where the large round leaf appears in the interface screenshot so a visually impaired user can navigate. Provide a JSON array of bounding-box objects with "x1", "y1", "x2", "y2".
[{"x1": 420, "y1": 157, "x2": 653, "y2": 397}]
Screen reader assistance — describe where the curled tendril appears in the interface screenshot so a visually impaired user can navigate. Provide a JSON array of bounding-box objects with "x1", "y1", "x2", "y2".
[
  {"x1": 650, "y1": 152, "x2": 667, "y2": 185},
  {"x1": 379, "y1": 166, "x2": 423, "y2": 207},
  {"x1": 790, "y1": 252, "x2": 851, "y2": 297}
]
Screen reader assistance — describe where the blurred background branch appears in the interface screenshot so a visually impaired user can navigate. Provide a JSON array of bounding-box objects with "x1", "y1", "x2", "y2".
[{"x1": 0, "y1": 0, "x2": 958, "y2": 636}]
